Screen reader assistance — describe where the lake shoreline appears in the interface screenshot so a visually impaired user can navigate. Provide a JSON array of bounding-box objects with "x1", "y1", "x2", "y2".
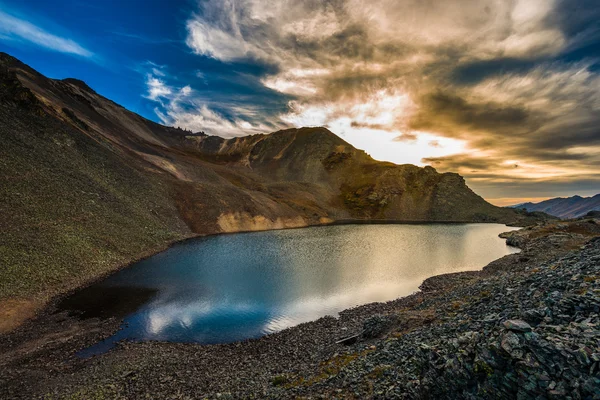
[
  {"x1": 58, "y1": 223, "x2": 519, "y2": 351},
  {"x1": 0, "y1": 218, "x2": 526, "y2": 336},
  {"x1": 1, "y1": 218, "x2": 598, "y2": 398},
  {"x1": 0, "y1": 220, "x2": 514, "y2": 338}
]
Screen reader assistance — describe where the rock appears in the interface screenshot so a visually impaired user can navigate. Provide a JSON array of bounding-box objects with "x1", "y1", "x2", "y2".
[
  {"x1": 336, "y1": 333, "x2": 361, "y2": 345},
  {"x1": 575, "y1": 347, "x2": 591, "y2": 365},
  {"x1": 501, "y1": 331, "x2": 524, "y2": 359},
  {"x1": 483, "y1": 313, "x2": 499, "y2": 322},
  {"x1": 548, "y1": 388, "x2": 567, "y2": 398},
  {"x1": 522, "y1": 309, "x2": 545, "y2": 324},
  {"x1": 457, "y1": 331, "x2": 479, "y2": 344},
  {"x1": 362, "y1": 315, "x2": 395, "y2": 339},
  {"x1": 503, "y1": 319, "x2": 532, "y2": 332}
]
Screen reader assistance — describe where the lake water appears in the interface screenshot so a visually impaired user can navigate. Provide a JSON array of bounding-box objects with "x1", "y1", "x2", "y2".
[{"x1": 59, "y1": 223, "x2": 519, "y2": 356}]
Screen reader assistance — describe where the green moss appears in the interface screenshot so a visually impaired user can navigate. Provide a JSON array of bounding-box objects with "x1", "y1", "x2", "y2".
[
  {"x1": 367, "y1": 365, "x2": 392, "y2": 379},
  {"x1": 58, "y1": 385, "x2": 115, "y2": 400},
  {"x1": 286, "y1": 350, "x2": 374, "y2": 388},
  {"x1": 474, "y1": 360, "x2": 494, "y2": 377},
  {"x1": 270, "y1": 375, "x2": 288, "y2": 386}
]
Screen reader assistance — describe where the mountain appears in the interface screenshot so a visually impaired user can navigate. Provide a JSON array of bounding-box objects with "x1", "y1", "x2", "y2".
[
  {"x1": 510, "y1": 194, "x2": 600, "y2": 219},
  {"x1": 0, "y1": 52, "x2": 533, "y2": 304}
]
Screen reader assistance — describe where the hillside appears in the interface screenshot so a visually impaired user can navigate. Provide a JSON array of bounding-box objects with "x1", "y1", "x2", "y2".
[
  {"x1": 0, "y1": 52, "x2": 532, "y2": 312},
  {"x1": 512, "y1": 194, "x2": 600, "y2": 219}
]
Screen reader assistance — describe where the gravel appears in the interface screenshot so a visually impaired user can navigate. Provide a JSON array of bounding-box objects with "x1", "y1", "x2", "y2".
[
  {"x1": 281, "y1": 232, "x2": 600, "y2": 399},
  {"x1": 1, "y1": 219, "x2": 599, "y2": 399}
]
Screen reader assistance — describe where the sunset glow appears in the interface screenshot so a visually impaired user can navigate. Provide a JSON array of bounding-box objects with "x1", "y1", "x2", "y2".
[{"x1": 3, "y1": 0, "x2": 599, "y2": 202}]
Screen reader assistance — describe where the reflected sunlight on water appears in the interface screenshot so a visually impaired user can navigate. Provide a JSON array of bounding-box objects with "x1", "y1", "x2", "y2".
[{"x1": 59, "y1": 223, "x2": 519, "y2": 356}]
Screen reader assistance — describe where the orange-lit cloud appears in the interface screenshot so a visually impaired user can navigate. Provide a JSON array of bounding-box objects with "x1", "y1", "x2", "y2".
[{"x1": 157, "y1": 0, "x2": 600, "y2": 201}]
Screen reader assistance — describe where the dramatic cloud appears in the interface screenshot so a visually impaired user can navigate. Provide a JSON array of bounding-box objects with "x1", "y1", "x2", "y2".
[
  {"x1": 152, "y1": 0, "x2": 600, "y2": 202},
  {"x1": 143, "y1": 66, "x2": 287, "y2": 137},
  {"x1": 0, "y1": 10, "x2": 93, "y2": 57}
]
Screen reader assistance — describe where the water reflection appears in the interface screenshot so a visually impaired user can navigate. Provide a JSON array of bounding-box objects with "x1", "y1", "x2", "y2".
[{"x1": 59, "y1": 224, "x2": 519, "y2": 356}]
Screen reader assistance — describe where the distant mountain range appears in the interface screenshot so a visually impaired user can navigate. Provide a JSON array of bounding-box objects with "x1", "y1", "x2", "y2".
[{"x1": 510, "y1": 194, "x2": 600, "y2": 219}]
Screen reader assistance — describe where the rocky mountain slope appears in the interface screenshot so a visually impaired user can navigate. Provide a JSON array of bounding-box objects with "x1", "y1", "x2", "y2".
[
  {"x1": 1, "y1": 217, "x2": 598, "y2": 399},
  {"x1": 512, "y1": 194, "x2": 600, "y2": 219},
  {"x1": 0, "y1": 52, "x2": 533, "y2": 312}
]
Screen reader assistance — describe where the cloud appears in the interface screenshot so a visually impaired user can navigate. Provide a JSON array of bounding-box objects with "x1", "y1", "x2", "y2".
[
  {"x1": 155, "y1": 102, "x2": 279, "y2": 137},
  {"x1": 0, "y1": 10, "x2": 93, "y2": 57},
  {"x1": 408, "y1": 92, "x2": 535, "y2": 139},
  {"x1": 152, "y1": 67, "x2": 166, "y2": 77},
  {"x1": 145, "y1": 75, "x2": 172, "y2": 101},
  {"x1": 423, "y1": 146, "x2": 600, "y2": 199},
  {"x1": 393, "y1": 133, "x2": 418, "y2": 142},
  {"x1": 174, "y1": 0, "x2": 600, "y2": 199},
  {"x1": 419, "y1": 60, "x2": 600, "y2": 198},
  {"x1": 143, "y1": 66, "x2": 283, "y2": 137}
]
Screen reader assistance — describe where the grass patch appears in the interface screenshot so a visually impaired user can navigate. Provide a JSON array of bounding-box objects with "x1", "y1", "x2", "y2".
[{"x1": 270, "y1": 375, "x2": 288, "y2": 386}]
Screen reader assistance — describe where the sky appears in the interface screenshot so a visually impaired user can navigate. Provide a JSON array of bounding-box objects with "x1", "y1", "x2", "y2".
[{"x1": 1, "y1": 0, "x2": 599, "y2": 206}]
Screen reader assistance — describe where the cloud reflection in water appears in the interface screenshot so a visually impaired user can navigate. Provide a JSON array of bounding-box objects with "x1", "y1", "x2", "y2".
[{"x1": 70, "y1": 224, "x2": 519, "y2": 357}]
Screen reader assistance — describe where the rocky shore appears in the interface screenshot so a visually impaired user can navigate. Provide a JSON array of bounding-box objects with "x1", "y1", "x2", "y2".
[{"x1": 1, "y1": 218, "x2": 599, "y2": 399}]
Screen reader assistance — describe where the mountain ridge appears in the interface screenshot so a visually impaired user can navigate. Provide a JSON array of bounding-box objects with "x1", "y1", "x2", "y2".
[
  {"x1": 0, "y1": 52, "x2": 540, "y2": 312},
  {"x1": 510, "y1": 194, "x2": 600, "y2": 219}
]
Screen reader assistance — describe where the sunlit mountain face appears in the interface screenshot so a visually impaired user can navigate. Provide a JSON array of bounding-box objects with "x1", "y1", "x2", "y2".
[{"x1": 1, "y1": 0, "x2": 599, "y2": 204}]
